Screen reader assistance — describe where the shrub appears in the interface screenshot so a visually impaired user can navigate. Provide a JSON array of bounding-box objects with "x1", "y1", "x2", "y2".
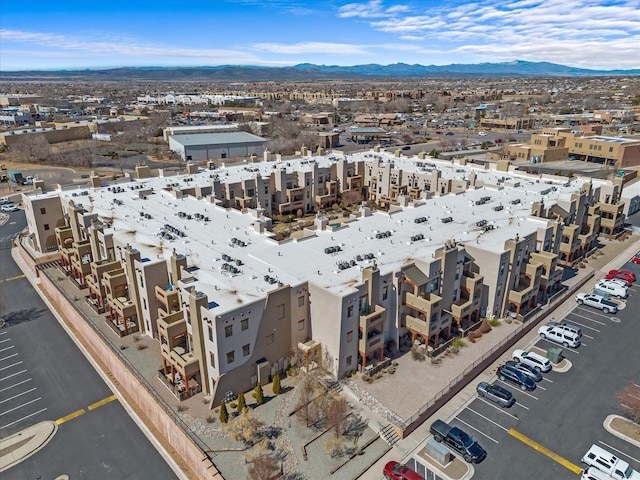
[
  {"x1": 137, "y1": 343, "x2": 148, "y2": 350},
  {"x1": 237, "y1": 392, "x2": 246, "y2": 413},
  {"x1": 272, "y1": 374, "x2": 281, "y2": 395},
  {"x1": 488, "y1": 318, "x2": 501, "y2": 327},
  {"x1": 451, "y1": 337, "x2": 466, "y2": 348},
  {"x1": 219, "y1": 401, "x2": 229, "y2": 424},
  {"x1": 253, "y1": 383, "x2": 264, "y2": 406},
  {"x1": 229, "y1": 402, "x2": 237, "y2": 409},
  {"x1": 206, "y1": 415, "x2": 215, "y2": 424},
  {"x1": 176, "y1": 404, "x2": 188, "y2": 412}
]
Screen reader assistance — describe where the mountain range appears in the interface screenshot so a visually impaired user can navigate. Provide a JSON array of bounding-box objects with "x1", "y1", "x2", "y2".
[{"x1": 2, "y1": 61, "x2": 639, "y2": 81}]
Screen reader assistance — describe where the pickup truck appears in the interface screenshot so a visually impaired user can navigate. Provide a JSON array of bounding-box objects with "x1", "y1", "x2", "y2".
[
  {"x1": 429, "y1": 419, "x2": 487, "y2": 463},
  {"x1": 575, "y1": 293, "x2": 618, "y2": 314}
]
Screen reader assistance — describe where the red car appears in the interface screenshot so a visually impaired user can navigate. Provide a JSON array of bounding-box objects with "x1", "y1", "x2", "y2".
[
  {"x1": 631, "y1": 254, "x2": 640, "y2": 265},
  {"x1": 605, "y1": 269, "x2": 636, "y2": 283},
  {"x1": 384, "y1": 461, "x2": 424, "y2": 480},
  {"x1": 435, "y1": 130, "x2": 443, "y2": 134}
]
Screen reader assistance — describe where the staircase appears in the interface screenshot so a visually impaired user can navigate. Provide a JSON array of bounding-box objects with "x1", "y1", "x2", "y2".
[{"x1": 379, "y1": 423, "x2": 400, "y2": 447}]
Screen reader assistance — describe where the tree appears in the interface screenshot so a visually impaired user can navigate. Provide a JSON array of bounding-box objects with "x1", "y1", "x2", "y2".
[
  {"x1": 237, "y1": 391, "x2": 246, "y2": 413},
  {"x1": 295, "y1": 373, "x2": 322, "y2": 427},
  {"x1": 219, "y1": 400, "x2": 229, "y2": 424},
  {"x1": 247, "y1": 454, "x2": 278, "y2": 480},
  {"x1": 272, "y1": 374, "x2": 281, "y2": 395},
  {"x1": 222, "y1": 408, "x2": 265, "y2": 446},
  {"x1": 616, "y1": 383, "x2": 640, "y2": 431},
  {"x1": 254, "y1": 383, "x2": 264, "y2": 406},
  {"x1": 325, "y1": 392, "x2": 349, "y2": 438}
]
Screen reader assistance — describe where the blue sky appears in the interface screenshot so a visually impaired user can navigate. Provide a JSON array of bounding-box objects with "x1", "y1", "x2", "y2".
[{"x1": 1, "y1": 0, "x2": 639, "y2": 71}]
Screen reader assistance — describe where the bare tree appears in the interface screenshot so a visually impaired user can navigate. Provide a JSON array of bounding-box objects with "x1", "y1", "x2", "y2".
[
  {"x1": 221, "y1": 408, "x2": 265, "y2": 446},
  {"x1": 248, "y1": 454, "x2": 278, "y2": 480},
  {"x1": 324, "y1": 392, "x2": 349, "y2": 438},
  {"x1": 616, "y1": 383, "x2": 640, "y2": 431}
]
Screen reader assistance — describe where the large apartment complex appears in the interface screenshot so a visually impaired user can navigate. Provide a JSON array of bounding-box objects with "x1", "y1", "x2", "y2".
[{"x1": 22, "y1": 150, "x2": 627, "y2": 405}]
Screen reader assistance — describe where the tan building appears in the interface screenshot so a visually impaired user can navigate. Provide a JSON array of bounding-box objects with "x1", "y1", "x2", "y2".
[{"x1": 21, "y1": 149, "x2": 630, "y2": 405}]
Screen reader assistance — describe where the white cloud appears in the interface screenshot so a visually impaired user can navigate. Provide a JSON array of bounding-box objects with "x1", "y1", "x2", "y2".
[{"x1": 251, "y1": 41, "x2": 369, "y2": 55}]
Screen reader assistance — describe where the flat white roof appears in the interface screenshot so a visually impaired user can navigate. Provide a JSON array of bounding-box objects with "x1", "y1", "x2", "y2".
[{"x1": 32, "y1": 150, "x2": 598, "y2": 314}]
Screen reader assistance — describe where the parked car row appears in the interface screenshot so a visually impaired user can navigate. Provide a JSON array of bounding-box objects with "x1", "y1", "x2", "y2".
[
  {"x1": 1, "y1": 203, "x2": 19, "y2": 212},
  {"x1": 575, "y1": 269, "x2": 636, "y2": 314}
]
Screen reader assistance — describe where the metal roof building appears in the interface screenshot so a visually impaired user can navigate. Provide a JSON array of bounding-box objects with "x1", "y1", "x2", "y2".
[{"x1": 168, "y1": 131, "x2": 266, "y2": 161}]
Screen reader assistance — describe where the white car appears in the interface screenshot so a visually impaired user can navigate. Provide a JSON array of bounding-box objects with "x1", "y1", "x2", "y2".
[
  {"x1": 512, "y1": 349, "x2": 552, "y2": 372},
  {"x1": 478, "y1": 131, "x2": 488, "y2": 136},
  {"x1": 538, "y1": 324, "x2": 581, "y2": 348},
  {"x1": 595, "y1": 280, "x2": 628, "y2": 299},
  {"x1": 1, "y1": 204, "x2": 18, "y2": 212}
]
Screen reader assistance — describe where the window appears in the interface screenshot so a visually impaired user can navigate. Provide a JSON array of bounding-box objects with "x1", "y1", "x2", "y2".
[
  {"x1": 226, "y1": 351, "x2": 235, "y2": 364},
  {"x1": 143, "y1": 298, "x2": 147, "y2": 310},
  {"x1": 298, "y1": 296, "x2": 305, "y2": 307},
  {"x1": 298, "y1": 319, "x2": 305, "y2": 331},
  {"x1": 266, "y1": 333, "x2": 274, "y2": 345},
  {"x1": 44, "y1": 224, "x2": 50, "y2": 231},
  {"x1": 277, "y1": 304, "x2": 285, "y2": 319},
  {"x1": 241, "y1": 318, "x2": 249, "y2": 331},
  {"x1": 210, "y1": 352, "x2": 216, "y2": 368},
  {"x1": 242, "y1": 344, "x2": 250, "y2": 356},
  {"x1": 225, "y1": 325, "x2": 233, "y2": 337},
  {"x1": 347, "y1": 305, "x2": 353, "y2": 317},
  {"x1": 382, "y1": 286, "x2": 388, "y2": 301},
  {"x1": 208, "y1": 325, "x2": 213, "y2": 342},
  {"x1": 40, "y1": 207, "x2": 46, "y2": 214},
  {"x1": 347, "y1": 330, "x2": 353, "y2": 342},
  {"x1": 346, "y1": 355, "x2": 352, "y2": 366}
]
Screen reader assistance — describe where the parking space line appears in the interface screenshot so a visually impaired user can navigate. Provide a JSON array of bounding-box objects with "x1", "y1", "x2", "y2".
[
  {"x1": 0, "y1": 361, "x2": 23, "y2": 372},
  {"x1": 0, "y1": 353, "x2": 19, "y2": 361},
  {"x1": 0, "y1": 345, "x2": 15, "y2": 353},
  {"x1": 582, "y1": 334, "x2": 594, "y2": 340},
  {"x1": 562, "y1": 318, "x2": 600, "y2": 332},
  {"x1": 456, "y1": 417, "x2": 499, "y2": 443},
  {"x1": 0, "y1": 397, "x2": 42, "y2": 416},
  {"x1": 542, "y1": 377, "x2": 553, "y2": 384},
  {"x1": 538, "y1": 339, "x2": 581, "y2": 353},
  {"x1": 496, "y1": 380, "x2": 538, "y2": 400},
  {"x1": 88, "y1": 394, "x2": 117, "y2": 410},
  {"x1": 56, "y1": 408, "x2": 86, "y2": 425},
  {"x1": 514, "y1": 401, "x2": 529, "y2": 410},
  {"x1": 508, "y1": 429, "x2": 583, "y2": 474},
  {"x1": 598, "y1": 441, "x2": 640, "y2": 465},
  {"x1": 535, "y1": 384, "x2": 546, "y2": 391},
  {"x1": 0, "y1": 369, "x2": 27, "y2": 381},
  {"x1": 0, "y1": 387, "x2": 37, "y2": 404},
  {"x1": 0, "y1": 338, "x2": 11, "y2": 344},
  {"x1": 0, "y1": 378, "x2": 31, "y2": 393},
  {"x1": 573, "y1": 309, "x2": 608, "y2": 324},
  {"x1": 0, "y1": 408, "x2": 48, "y2": 430},
  {"x1": 470, "y1": 403, "x2": 518, "y2": 423}
]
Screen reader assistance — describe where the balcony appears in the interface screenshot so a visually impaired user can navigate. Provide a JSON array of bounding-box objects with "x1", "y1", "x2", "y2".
[
  {"x1": 359, "y1": 304, "x2": 386, "y2": 331},
  {"x1": 462, "y1": 272, "x2": 484, "y2": 298},
  {"x1": 405, "y1": 313, "x2": 430, "y2": 337},
  {"x1": 170, "y1": 347, "x2": 200, "y2": 378},
  {"x1": 405, "y1": 291, "x2": 442, "y2": 315},
  {"x1": 451, "y1": 294, "x2": 474, "y2": 320},
  {"x1": 155, "y1": 285, "x2": 180, "y2": 312},
  {"x1": 158, "y1": 310, "x2": 187, "y2": 342},
  {"x1": 359, "y1": 329, "x2": 384, "y2": 354}
]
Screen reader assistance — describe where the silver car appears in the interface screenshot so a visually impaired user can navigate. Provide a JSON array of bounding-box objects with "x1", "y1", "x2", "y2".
[{"x1": 476, "y1": 382, "x2": 515, "y2": 407}]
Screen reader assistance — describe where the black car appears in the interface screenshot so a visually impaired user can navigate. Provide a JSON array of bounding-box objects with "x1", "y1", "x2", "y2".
[
  {"x1": 505, "y1": 360, "x2": 543, "y2": 382},
  {"x1": 497, "y1": 364, "x2": 536, "y2": 391}
]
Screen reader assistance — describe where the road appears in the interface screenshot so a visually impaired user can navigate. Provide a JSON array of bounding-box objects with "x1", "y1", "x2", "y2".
[{"x1": 0, "y1": 210, "x2": 178, "y2": 479}]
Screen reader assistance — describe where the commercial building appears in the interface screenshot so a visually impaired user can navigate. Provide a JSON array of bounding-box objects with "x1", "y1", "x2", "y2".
[
  {"x1": 21, "y1": 149, "x2": 628, "y2": 405},
  {"x1": 168, "y1": 131, "x2": 266, "y2": 161}
]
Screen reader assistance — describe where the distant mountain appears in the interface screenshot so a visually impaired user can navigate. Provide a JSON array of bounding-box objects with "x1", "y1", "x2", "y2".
[{"x1": 1, "y1": 61, "x2": 638, "y2": 81}]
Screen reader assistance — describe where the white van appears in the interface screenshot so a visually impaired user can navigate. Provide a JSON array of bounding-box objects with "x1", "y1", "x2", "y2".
[
  {"x1": 581, "y1": 444, "x2": 640, "y2": 480},
  {"x1": 583, "y1": 467, "x2": 616, "y2": 480},
  {"x1": 595, "y1": 280, "x2": 628, "y2": 299}
]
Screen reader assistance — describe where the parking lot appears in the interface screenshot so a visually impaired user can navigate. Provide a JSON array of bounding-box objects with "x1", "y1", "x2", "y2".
[{"x1": 411, "y1": 257, "x2": 640, "y2": 480}]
